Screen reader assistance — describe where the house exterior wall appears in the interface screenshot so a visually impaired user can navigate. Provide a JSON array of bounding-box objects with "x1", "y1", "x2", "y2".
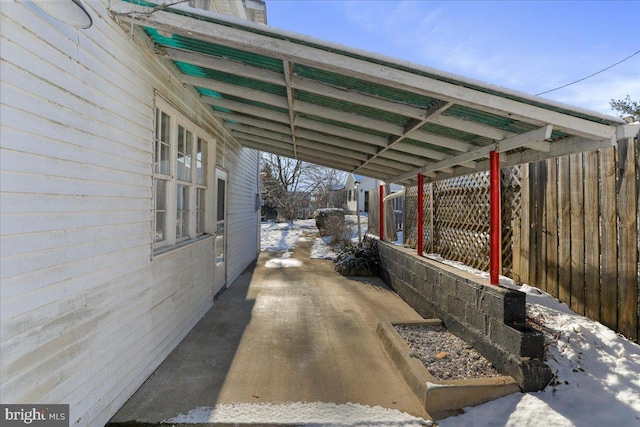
[
  {"x1": 344, "y1": 174, "x2": 402, "y2": 214},
  {"x1": 0, "y1": 2, "x2": 259, "y2": 425}
]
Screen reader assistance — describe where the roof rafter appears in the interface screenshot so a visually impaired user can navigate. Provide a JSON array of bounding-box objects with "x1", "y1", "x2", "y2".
[{"x1": 392, "y1": 125, "x2": 553, "y2": 182}]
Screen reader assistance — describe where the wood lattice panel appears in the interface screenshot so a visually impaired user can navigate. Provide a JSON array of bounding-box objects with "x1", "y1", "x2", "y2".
[{"x1": 400, "y1": 165, "x2": 522, "y2": 278}]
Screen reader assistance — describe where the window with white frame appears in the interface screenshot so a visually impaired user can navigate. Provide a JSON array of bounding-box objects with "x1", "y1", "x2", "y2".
[{"x1": 153, "y1": 97, "x2": 212, "y2": 250}]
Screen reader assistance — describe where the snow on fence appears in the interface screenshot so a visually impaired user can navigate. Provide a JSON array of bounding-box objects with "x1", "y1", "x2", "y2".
[{"x1": 400, "y1": 137, "x2": 639, "y2": 341}]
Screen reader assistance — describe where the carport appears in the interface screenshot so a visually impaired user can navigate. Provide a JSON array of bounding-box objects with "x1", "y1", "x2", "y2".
[{"x1": 110, "y1": 0, "x2": 637, "y2": 285}]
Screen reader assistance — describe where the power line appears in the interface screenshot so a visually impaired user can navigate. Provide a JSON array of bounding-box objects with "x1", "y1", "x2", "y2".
[{"x1": 535, "y1": 49, "x2": 640, "y2": 96}]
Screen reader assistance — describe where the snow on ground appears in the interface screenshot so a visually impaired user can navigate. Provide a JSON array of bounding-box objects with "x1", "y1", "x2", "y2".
[
  {"x1": 431, "y1": 260, "x2": 640, "y2": 427},
  {"x1": 252, "y1": 220, "x2": 640, "y2": 426},
  {"x1": 164, "y1": 402, "x2": 430, "y2": 426}
]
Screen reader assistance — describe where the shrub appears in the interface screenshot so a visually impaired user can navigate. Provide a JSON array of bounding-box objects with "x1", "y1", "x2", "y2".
[
  {"x1": 314, "y1": 208, "x2": 346, "y2": 238},
  {"x1": 333, "y1": 236, "x2": 379, "y2": 276}
]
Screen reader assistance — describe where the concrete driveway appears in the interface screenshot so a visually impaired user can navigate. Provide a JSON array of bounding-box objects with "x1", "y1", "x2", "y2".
[{"x1": 109, "y1": 235, "x2": 431, "y2": 425}]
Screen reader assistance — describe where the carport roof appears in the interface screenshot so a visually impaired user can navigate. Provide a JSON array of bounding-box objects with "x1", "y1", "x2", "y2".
[{"x1": 111, "y1": 0, "x2": 634, "y2": 185}]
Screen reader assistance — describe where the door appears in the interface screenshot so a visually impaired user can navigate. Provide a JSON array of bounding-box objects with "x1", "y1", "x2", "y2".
[{"x1": 214, "y1": 169, "x2": 227, "y2": 292}]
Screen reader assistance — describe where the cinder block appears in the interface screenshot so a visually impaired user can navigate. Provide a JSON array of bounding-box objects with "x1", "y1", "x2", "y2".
[
  {"x1": 455, "y1": 279, "x2": 481, "y2": 306},
  {"x1": 503, "y1": 292, "x2": 526, "y2": 323},
  {"x1": 479, "y1": 291, "x2": 505, "y2": 321},
  {"x1": 465, "y1": 306, "x2": 488, "y2": 334},
  {"x1": 446, "y1": 295, "x2": 467, "y2": 320},
  {"x1": 488, "y1": 320, "x2": 545, "y2": 359}
]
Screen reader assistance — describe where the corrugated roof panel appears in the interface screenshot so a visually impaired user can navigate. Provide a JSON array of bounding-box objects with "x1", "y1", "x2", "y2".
[
  {"x1": 296, "y1": 113, "x2": 390, "y2": 138},
  {"x1": 419, "y1": 122, "x2": 493, "y2": 146},
  {"x1": 128, "y1": 2, "x2": 621, "y2": 127},
  {"x1": 145, "y1": 27, "x2": 283, "y2": 72},
  {"x1": 444, "y1": 105, "x2": 569, "y2": 140},
  {"x1": 293, "y1": 64, "x2": 436, "y2": 108},
  {"x1": 401, "y1": 139, "x2": 461, "y2": 157},
  {"x1": 444, "y1": 105, "x2": 540, "y2": 134},
  {"x1": 198, "y1": 88, "x2": 289, "y2": 113},
  {"x1": 175, "y1": 61, "x2": 287, "y2": 96},
  {"x1": 295, "y1": 91, "x2": 409, "y2": 125}
]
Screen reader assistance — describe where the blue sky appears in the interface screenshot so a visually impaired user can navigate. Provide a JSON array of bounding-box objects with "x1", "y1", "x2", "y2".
[{"x1": 266, "y1": 0, "x2": 639, "y2": 117}]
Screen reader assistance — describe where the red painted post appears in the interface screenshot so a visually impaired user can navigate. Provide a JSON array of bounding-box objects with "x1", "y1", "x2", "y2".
[
  {"x1": 490, "y1": 150, "x2": 501, "y2": 285},
  {"x1": 417, "y1": 174, "x2": 424, "y2": 256},
  {"x1": 379, "y1": 184, "x2": 385, "y2": 241}
]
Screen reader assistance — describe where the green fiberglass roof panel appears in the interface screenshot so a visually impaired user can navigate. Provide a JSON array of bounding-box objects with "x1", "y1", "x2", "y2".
[
  {"x1": 401, "y1": 139, "x2": 462, "y2": 157},
  {"x1": 443, "y1": 105, "x2": 541, "y2": 135},
  {"x1": 198, "y1": 88, "x2": 289, "y2": 114},
  {"x1": 295, "y1": 113, "x2": 391, "y2": 138},
  {"x1": 175, "y1": 61, "x2": 286, "y2": 96},
  {"x1": 444, "y1": 106, "x2": 569, "y2": 141},
  {"x1": 295, "y1": 91, "x2": 409, "y2": 126},
  {"x1": 111, "y1": 0, "x2": 632, "y2": 184},
  {"x1": 145, "y1": 28, "x2": 284, "y2": 73},
  {"x1": 293, "y1": 64, "x2": 437, "y2": 108},
  {"x1": 419, "y1": 122, "x2": 493, "y2": 147}
]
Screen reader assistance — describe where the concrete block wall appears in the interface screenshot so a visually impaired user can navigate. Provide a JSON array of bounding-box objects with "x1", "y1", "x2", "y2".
[{"x1": 377, "y1": 242, "x2": 552, "y2": 392}]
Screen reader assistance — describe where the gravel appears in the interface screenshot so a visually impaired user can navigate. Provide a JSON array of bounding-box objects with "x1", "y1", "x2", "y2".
[{"x1": 395, "y1": 324, "x2": 501, "y2": 381}]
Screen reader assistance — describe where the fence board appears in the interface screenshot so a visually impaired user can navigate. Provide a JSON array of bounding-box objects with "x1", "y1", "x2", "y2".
[
  {"x1": 536, "y1": 161, "x2": 548, "y2": 292},
  {"x1": 617, "y1": 138, "x2": 638, "y2": 339},
  {"x1": 570, "y1": 153, "x2": 585, "y2": 315},
  {"x1": 584, "y1": 150, "x2": 600, "y2": 320},
  {"x1": 529, "y1": 163, "x2": 539, "y2": 285},
  {"x1": 558, "y1": 156, "x2": 572, "y2": 304},
  {"x1": 545, "y1": 158, "x2": 559, "y2": 298},
  {"x1": 519, "y1": 164, "x2": 531, "y2": 285},
  {"x1": 600, "y1": 146, "x2": 618, "y2": 331}
]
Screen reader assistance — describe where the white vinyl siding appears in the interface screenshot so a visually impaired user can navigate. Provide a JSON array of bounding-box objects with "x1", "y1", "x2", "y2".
[
  {"x1": 223, "y1": 143, "x2": 260, "y2": 285},
  {"x1": 0, "y1": 2, "x2": 258, "y2": 426}
]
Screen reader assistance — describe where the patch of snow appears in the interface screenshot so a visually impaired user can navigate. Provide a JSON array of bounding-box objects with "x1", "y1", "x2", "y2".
[
  {"x1": 163, "y1": 402, "x2": 432, "y2": 426},
  {"x1": 265, "y1": 258, "x2": 303, "y2": 268},
  {"x1": 435, "y1": 271, "x2": 640, "y2": 427},
  {"x1": 311, "y1": 236, "x2": 338, "y2": 260}
]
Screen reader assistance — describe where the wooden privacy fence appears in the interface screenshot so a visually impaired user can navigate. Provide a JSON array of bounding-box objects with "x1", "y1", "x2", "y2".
[
  {"x1": 401, "y1": 138, "x2": 639, "y2": 341},
  {"x1": 517, "y1": 138, "x2": 638, "y2": 340}
]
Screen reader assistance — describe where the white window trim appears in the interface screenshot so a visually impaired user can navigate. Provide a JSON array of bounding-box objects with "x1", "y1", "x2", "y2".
[{"x1": 153, "y1": 96, "x2": 215, "y2": 253}]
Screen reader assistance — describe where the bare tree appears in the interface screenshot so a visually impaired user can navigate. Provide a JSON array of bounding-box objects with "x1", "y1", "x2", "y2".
[
  {"x1": 261, "y1": 154, "x2": 346, "y2": 222},
  {"x1": 610, "y1": 95, "x2": 640, "y2": 122}
]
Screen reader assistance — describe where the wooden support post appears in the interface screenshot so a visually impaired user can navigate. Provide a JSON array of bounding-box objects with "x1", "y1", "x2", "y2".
[
  {"x1": 417, "y1": 174, "x2": 424, "y2": 256},
  {"x1": 490, "y1": 151, "x2": 501, "y2": 285},
  {"x1": 379, "y1": 184, "x2": 385, "y2": 241}
]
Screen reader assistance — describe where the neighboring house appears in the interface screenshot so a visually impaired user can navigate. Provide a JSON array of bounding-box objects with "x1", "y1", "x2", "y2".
[
  {"x1": 344, "y1": 174, "x2": 403, "y2": 215},
  {"x1": 1, "y1": 1, "x2": 264, "y2": 426}
]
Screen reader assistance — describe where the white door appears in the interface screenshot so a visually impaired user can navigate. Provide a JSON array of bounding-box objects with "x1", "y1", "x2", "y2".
[{"x1": 214, "y1": 169, "x2": 227, "y2": 292}]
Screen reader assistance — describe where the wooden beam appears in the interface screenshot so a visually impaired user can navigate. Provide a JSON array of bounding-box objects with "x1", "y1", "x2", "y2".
[
  {"x1": 354, "y1": 100, "x2": 450, "y2": 173},
  {"x1": 294, "y1": 117, "x2": 388, "y2": 147},
  {"x1": 231, "y1": 131, "x2": 293, "y2": 150},
  {"x1": 163, "y1": 47, "x2": 284, "y2": 85},
  {"x1": 282, "y1": 59, "x2": 298, "y2": 157},
  {"x1": 295, "y1": 138, "x2": 370, "y2": 161},
  {"x1": 183, "y1": 74, "x2": 288, "y2": 109},
  {"x1": 295, "y1": 130, "x2": 379, "y2": 155},
  {"x1": 291, "y1": 75, "x2": 426, "y2": 119},
  {"x1": 295, "y1": 101, "x2": 404, "y2": 136},
  {"x1": 391, "y1": 125, "x2": 552, "y2": 182},
  {"x1": 213, "y1": 111, "x2": 291, "y2": 134},
  {"x1": 408, "y1": 130, "x2": 472, "y2": 153},
  {"x1": 238, "y1": 138, "x2": 293, "y2": 156},
  {"x1": 225, "y1": 122, "x2": 293, "y2": 143},
  {"x1": 201, "y1": 95, "x2": 290, "y2": 124}
]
